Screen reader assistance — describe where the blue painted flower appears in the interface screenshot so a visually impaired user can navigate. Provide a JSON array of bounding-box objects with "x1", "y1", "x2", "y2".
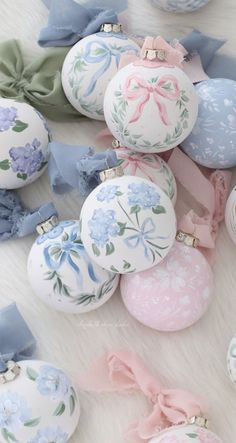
[
  {"x1": 37, "y1": 221, "x2": 76, "y2": 245},
  {"x1": 36, "y1": 365, "x2": 70, "y2": 401},
  {"x1": 0, "y1": 106, "x2": 17, "y2": 131},
  {"x1": 128, "y1": 182, "x2": 160, "y2": 209},
  {"x1": 28, "y1": 426, "x2": 68, "y2": 443},
  {"x1": 88, "y1": 208, "x2": 120, "y2": 247},
  {"x1": 0, "y1": 391, "x2": 31, "y2": 430},
  {"x1": 96, "y1": 185, "x2": 120, "y2": 202},
  {"x1": 9, "y1": 138, "x2": 45, "y2": 176}
]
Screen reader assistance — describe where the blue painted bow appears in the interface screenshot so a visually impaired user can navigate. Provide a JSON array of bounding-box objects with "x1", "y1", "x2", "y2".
[
  {"x1": 44, "y1": 227, "x2": 100, "y2": 288},
  {"x1": 83, "y1": 39, "x2": 138, "y2": 97},
  {"x1": 0, "y1": 304, "x2": 36, "y2": 372}
]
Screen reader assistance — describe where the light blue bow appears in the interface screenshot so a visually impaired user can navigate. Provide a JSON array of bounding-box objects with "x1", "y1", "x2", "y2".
[
  {"x1": 83, "y1": 39, "x2": 138, "y2": 97},
  {"x1": 44, "y1": 227, "x2": 100, "y2": 288},
  {"x1": 0, "y1": 304, "x2": 36, "y2": 372},
  {"x1": 124, "y1": 218, "x2": 160, "y2": 261}
]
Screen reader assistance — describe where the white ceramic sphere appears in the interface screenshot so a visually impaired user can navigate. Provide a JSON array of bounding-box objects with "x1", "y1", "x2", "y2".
[
  {"x1": 225, "y1": 187, "x2": 236, "y2": 245},
  {"x1": 148, "y1": 424, "x2": 222, "y2": 443},
  {"x1": 114, "y1": 147, "x2": 177, "y2": 204},
  {"x1": 121, "y1": 241, "x2": 213, "y2": 331},
  {"x1": 0, "y1": 360, "x2": 79, "y2": 443},
  {"x1": 151, "y1": 0, "x2": 211, "y2": 13},
  {"x1": 62, "y1": 32, "x2": 140, "y2": 120},
  {"x1": 27, "y1": 220, "x2": 119, "y2": 313},
  {"x1": 80, "y1": 175, "x2": 176, "y2": 274},
  {"x1": 104, "y1": 63, "x2": 198, "y2": 153},
  {"x1": 0, "y1": 99, "x2": 50, "y2": 190},
  {"x1": 227, "y1": 335, "x2": 236, "y2": 386}
]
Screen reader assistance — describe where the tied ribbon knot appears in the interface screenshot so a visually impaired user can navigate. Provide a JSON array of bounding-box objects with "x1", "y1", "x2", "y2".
[
  {"x1": 115, "y1": 148, "x2": 162, "y2": 181},
  {"x1": 124, "y1": 75, "x2": 180, "y2": 125},
  {"x1": 78, "y1": 350, "x2": 205, "y2": 443}
]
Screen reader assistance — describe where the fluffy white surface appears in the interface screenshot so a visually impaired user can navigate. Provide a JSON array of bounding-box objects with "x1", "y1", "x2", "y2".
[{"x1": 0, "y1": 1, "x2": 236, "y2": 442}]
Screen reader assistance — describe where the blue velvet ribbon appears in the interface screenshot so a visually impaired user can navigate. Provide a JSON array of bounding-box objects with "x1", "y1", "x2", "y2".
[
  {"x1": 39, "y1": 0, "x2": 118, "y2": 47},
  {"x1": 48, "y1": 141, "x2": 118, "y2": 196},
  {"x1": 0, "y1": 190, "x2": 58, "y2": 241},
  {"x1": 0, "y1": 304, "x2": 36, "y2": 372}
]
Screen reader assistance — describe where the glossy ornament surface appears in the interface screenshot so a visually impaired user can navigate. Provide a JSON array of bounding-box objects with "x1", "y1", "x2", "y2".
[
  {"x1": 151, "y1": 0, "x2": 211, "y2": 13},
  {"x1": 80, "y1": 175, "x2": 176, "y2": 274},
  {"x1": 148, "y1": 424, "x2": 222, "y2": 443},
  {"x1": 0, "y1": 98, "x2": 50, "y2": 190},
  {"x1": 227, "y1": 335, "x2": 236, "y2": 386},
  {"x1": 0, "y1": 360, "x2": 79, "y2": 443},
  {"x1": 114, "y1": 147, "x2": 177, "y2": 204},
  {"x1": 104, "y1": 63, "x2": 198, "y2": 153},
  {"x1": 62, "y1": 32, "x2": 139, "y2": 120},
  {"x1": 27, "y1": 220, "x2": 119, "y2": 313},
  {"x1": 181, "y1": 79, "x2": 236, "y2": 168},
  {"x1": 225, "y1": 187, "x2": 236, "y2": 245},
  {"x1": 121, "y1": 240, "x2": 213, "y2": 331}
]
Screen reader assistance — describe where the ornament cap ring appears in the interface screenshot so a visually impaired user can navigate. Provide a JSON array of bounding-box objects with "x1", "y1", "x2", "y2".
[
  {"x1": 176, "y1": 230, "x2": 199, "y2": 248},
  {"x1": 36, "y1": 215, "x2": 59, "y2": 235},
  {"x1": 142, "y1": 49, "x2": 167, "y2": 61},
  {"x1": 99, "y1": 165, "x2": 124, "y2": 182},
  {"x1": 0, "y1": 361, "x2": 21, "y2": 384},
  {"x1": 100, "y1": 23, "x2": 122, "y2": 33},
  {"x1": 188, "y1": 416, "x2": 209, "y2": 429}
]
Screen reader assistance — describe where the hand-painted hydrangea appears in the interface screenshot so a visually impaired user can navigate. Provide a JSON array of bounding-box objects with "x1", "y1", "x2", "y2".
[
  {"x1": 128, "y1": 182, "x2": 160, "y2": 209},
  {"x1": 36, "y1": 366, "x2": 70, "y2": 401},
  {"x1": 0, "y1": 106, "x2": 17, "y2": 131},
  {"x1": 89, "y1": 208, "x2": 119, "y2": 247},
  {"x1": 9, "y1": 138, "x2": 45, "y2": 176},
  {"x1": 0, "y1": 391, "x2": 31, "y2": 430},
  {"x1": 96, "y1": 185, "x2": 120, "y2": 202},
  {"x1": 28, "y1": 426, "x2": 68, "y2": 443}
]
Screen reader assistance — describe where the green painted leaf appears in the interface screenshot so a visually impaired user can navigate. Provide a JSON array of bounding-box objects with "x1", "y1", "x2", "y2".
[
  {"x1": 0, "y1": 159, "x2": 10, "y2": 170},
  {"x1": 17, "y1": 173, "x2": 27, "y2": 180},
  {"x1": 24, "y1": 417, "x2": 41, "y2": 427},
  {"x1": 53, "y1": 401, "x2": 66, "y2": 416},
  {"x1": 186, "y1": 433, "x2": 198, "y2": 438},
  {"x1": 1, "y1": 428, "x2": 9, "y2": 442},
  {"x1": 123, "y1": 260, "x2": 131, "y2": 270},
  {"x1": 118, "y1": 222, "x2": 127, "y2": 236},
  {"x1": 106, "y1": 242, "x2": 115, "y2": 256},
  {"x1": 26, "y1": 367, "x2": 39, "y2": 381},
  {"x1": 92, "y1": 243, "x2": 100, "y2": 256},
  {"x1": 130, "y1": 205, "x2": 141, "y2": 214},
  {"x1": 69, "y1": 394, "x2": 76, "y2": 416},
  {"x1": 12, "y1": 120, "x2": 28, "y2": 132},
  {"x1": 152, "y1": 205, "x2": 166, "y2": 215},
  {"x1": 115, "y1": 191, "x2": 123, "y2": 196},
  {"x1": 110, "y1": 265, "x2": 119, "y2": 273},
  {"x1": 1, "y1": 429, "x2": 18, "y2": 442}
]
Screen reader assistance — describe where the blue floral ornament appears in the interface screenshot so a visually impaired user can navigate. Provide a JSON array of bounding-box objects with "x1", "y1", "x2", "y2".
[
  {"x1": 88, "y1": 208, "x2": 120, "y2": 247},
  {"x1": 28, "y1": 426, "x2": 68, "y2": 443},
  {"x1": 9, "y1": 138, "x2": 46, "y2": 178},
  {"x1": 0, "y1": 391, "x2": 31, "y2": 430},
  {"x1": 0, "y1": 106, "x2": 18, "y2": 131},
  {"x1": 181, "y1": 79, "x2": 236, "y2": 168},
  {"x1": 127, "y1": 182, "x2": 160, "y2": 209},
  {"x1": 36, "y1": 366, "x2": 70, "y2": 401},
  {"x1": 96, "y1": 185, "x2": 121, "y2": 202},
  {"x1": 37, "y1": 221, "x2": 75, "y2": 245},
  {"x1": 151, "y1": 0, "x2": 210, "y2": 12}
]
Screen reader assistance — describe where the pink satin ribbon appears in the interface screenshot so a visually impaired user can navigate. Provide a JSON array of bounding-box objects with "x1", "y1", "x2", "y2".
[
  {"x1": 124, "y1": 74, "x2": 180, "y2": 124},
  {"x1": 168, "y1": 148, "x2": 232, "y2": 249},
  {"x1": 114, "y1": 147, "x2": 162, "y2": 181},
  {"x1": 78, "y1": 350, "x2": 205, "y2": 443}
]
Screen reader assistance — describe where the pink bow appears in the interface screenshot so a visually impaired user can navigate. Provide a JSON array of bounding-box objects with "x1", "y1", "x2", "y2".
[
  {"x1": 115, "y1": 148, "x2": 162, "y2": 181},
  {"x1": 124, "y1": 74, "x2": 180, "y2": 125},
  {"x1": 78, "y1": 350, "x2": 205, "y2": 443}
]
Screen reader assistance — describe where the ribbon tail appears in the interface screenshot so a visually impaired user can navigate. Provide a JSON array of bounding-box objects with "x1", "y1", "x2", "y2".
[
  {"x1": 129, "y1": 93, "x2": 150, "y2": 124},
  {"x1": 67, "y1": 254, "x2": 83, "y2": 288},
  {"x1": 83, "y1": 54, "x2": 111, "y2": 97},
  {"x1": 154, "y1": 94, "x2": 170, "y2": 126}
]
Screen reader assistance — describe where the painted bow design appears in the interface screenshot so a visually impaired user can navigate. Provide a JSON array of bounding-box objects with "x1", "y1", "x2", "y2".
[
  {"x1": 124, "y1": 74, "x2": 180, "y2": 125},
  {"x1": 83, "y1": 40, "x2": 138, "y2": 97},
  {"x1": 117, "y1": 148, "x2": 162, "y2": 181},
  {"x1": 44, "y1": 228, "x2": 100, "y2": 288},
  {"x1": 124, "y1": 218, "x2": 166, "y2": 261}
]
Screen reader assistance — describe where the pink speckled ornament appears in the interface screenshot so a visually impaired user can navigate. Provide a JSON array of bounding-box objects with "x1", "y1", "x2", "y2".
[{"x1": 120, "y1": 240, "x2": 213, "y2": 331}]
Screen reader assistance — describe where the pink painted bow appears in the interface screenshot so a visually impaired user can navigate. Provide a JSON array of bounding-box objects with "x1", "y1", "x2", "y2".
[
  {"x1": 78, "y1": 350, "x2": 205, "y2": 443},
  {"x1": 124, "y1": 74, "x2": 180, "y2": 125},
  {"x1": 115, "y1": 147, "x2": 162, "y2": 181}
]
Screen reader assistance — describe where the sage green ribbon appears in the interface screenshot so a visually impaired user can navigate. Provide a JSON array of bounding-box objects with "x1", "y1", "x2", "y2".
[{"x1": 0, "y1": 39, "x2": 82, "y2": 121}]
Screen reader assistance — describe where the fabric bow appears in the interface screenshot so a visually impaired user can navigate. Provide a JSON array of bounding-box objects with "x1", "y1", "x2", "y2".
[
  {"x1": 0, "y1": 189, "x2": 57, "y2": 241},
  {"x1": 115, "y1": 148, "x2": 161, "y2": 181},
  {"x1": 0, "y1": 39, "x2": 80, "y2": 121},
  {"x1": 38, "y1": 0, "x2": 118, "y2": 47},
  {"x1": 78, "y1": 350, "x2": 205, "y2": 443},
  {"x1": 124, "y1": 74, "x2": 180, "y2": 125},
  {"x1": 0, "y1": 304, "x2": 36, "y2": 372}
]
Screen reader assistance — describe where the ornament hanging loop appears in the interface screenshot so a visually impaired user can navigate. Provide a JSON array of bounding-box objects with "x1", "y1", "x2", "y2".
[
  {"x1": 100, "y1": 23, "x2": 122, "y2": 33},
  {"x1": 99, "y1": 165, "x2": 124, "y2": 182},
  {"x1": 176, "y1": 230, "x2": 199, "y2": 248},
  {"x1": 188, "y1": 415, "x2": 209, "y2": 429},
  {"x1": 0, "y1": 361, "x2": 21, "y2": 384},
  {"x1": 36, "y1": 214, "x2": 59, "y2": 235}
]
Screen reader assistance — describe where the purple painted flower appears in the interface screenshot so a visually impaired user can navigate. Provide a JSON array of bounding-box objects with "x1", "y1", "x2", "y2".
[
  {"x1": 9, "y1": 138, "x2": 45, "y2": 176},
  {"x1": 0, "y1": 106, "x2": 17, "y2": 131}
]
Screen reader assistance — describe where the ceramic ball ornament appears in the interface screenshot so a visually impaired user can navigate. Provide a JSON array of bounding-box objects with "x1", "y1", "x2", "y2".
[
  {"x1": 104, "y1": 36, "x2": 198, "y2": 153},
  {"x1": 225, "y1": 186, "x2": 236, "y2": 245},
  {"x1": 80, "y1": 164, "x2": 176, "y2": 274},
  {"x1": 121, "y1": 232, "x2": 213, "y2": 331},
  {"x1": 62, "y1": 23, "x2": 140, "y2": 120},
  {"x1": 0, "y1": 98, "x2": 50, "y2": 190},
  {"x1": 148, "y1": 421, "x2": 223, "y2": 443},
  {"x1": 114, "y1": 144, "x2": 177, "y2": 204},
  {"x1": 151, "y1": 0, "x2": 211, "y2": 13},
  {"x1": 181, "y1": 78, "x2": 236, "y2": 168},
  {"x1": 27, "y1": 218, "x2": 119, "y2": 313},
  {"x1": 0, "y1": 360, "x2": 80, "y2": 443}
]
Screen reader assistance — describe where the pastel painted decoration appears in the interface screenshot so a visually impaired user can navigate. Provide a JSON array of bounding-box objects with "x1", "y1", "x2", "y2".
[
  {"x1": 61, "y1": 24, "x2": 140, "y2": 120},
  {"x1": 0, "y1": 98, "x2": 50, "y2": 190},
  {"x1": 151, "y1": 0, "x2": 211, "y2": 13},
  {"x1": 80, "y1": 174, "x2": 176, "y2": 274},
  {"x1": 181, "y1": 78, "x2": 236, "y2": 168},
  {"x1": 225, "y1": 187, "x2": 236, "y2": 245},
  {"x1": 148, "y1": 424, "x2": 223, "y2": 443},
  {"x1": 114, "y1": 146, "x2": 177, "y2": 204},
  {"x1": 227, "y1": 335, "x2": 236, "y2": 385},
  {"x1": 27, "y1": 220, "x2": 119, "y2": 313},
  {"x1": 121, "y1": 240, "x2": 213, "y2": 331},
  {"x1": 104, "y1": 36, "x2": 198, "y2": 153}
]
